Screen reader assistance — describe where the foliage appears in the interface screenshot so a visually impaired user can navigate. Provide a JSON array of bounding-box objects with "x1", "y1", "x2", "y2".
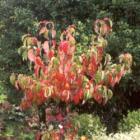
[
  {"x1": 73, "y1": 19, "x2": 140, "y2": 95},
  {"x1": 35, "y1": 109, "x2": 78, "y2": 140},
  {"x1": 1, "y1": 124, "x2": 35, "y2": 140},
  {"x1": 107, "y1": 22, "x2": 140, "y2": 94},
  {"x1": 74, "y1": 20, "x2": 93, "y2": 55},
  {"x1": 0, "y1": 0, "x2": 139, "y2": 138},
  {"x1": 0, "y1": 0, "x2": 140, "y2": 106},
  {"x1": 94, "y1": 125, "x2": 140, "y2": 140},
  {"x1": 10, "y1": 19, "x2": 132, "y2": 110},
  {"x1": 118, "y1": 109, "x2": 140, "y2": 132},
  {"x1": 9, "y1": 18, "x2": 132, "y2": 139},
  {"x1": 0, "y1": 82, "x2": 7, "y2": 103},
  {"x1": 72, "y1": 113, "x2": 106, "y2": 138},
  {"x1": 38, "y1": 113, "x2": 105, "y2": 140},
  {"x1": 0, "y1": 101, "x2": 35, "y2": 140},
  {"x1": 0, "y1": 0, "x2": 37, "y2": 105}
]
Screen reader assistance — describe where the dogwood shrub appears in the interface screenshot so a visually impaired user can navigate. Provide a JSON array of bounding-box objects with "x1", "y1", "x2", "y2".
[{"x1": 10, "y1": 18, "x2": 132, "y2": 110}]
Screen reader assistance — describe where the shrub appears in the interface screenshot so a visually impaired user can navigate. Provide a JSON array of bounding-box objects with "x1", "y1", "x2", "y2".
[
  {"x1": 10, "y1": 18, "x2": 132, "y2": 139},
  {"x1": 72, "y1": 113, "x2": 106, "y2": 138},
  {"x1": 10, "y1": 19, "x2": 132, "y2": 110},
  {"x1": 118, "y1": 109, "x2": 140, "y2": 132},
  {"x1": 94, "y1": 125, "x2": 140, "y2": 140}
]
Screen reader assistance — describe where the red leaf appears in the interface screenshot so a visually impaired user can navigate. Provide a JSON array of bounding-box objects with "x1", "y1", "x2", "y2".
[
  {"x1": 26, "y1": 91, "x2": 33, "y2": 101},
  {"x1": 35, "y1": 132, "x2": 41, "y2": 140},
  {"x1": 20, "y1": 100, "x2": 31, "y2": 110},
  {"x1": 31, "y1": 37, "x2": 38, "y2": 46},
  {"x1": 34, "y1": 65, "x2": 40, "y2": 77},
  {"x1": 73, "y1": 94, "x2": 80, "y2": 104},
  {"x1": 61, "y1": 90, "x2": 70, "y2": 102},
  {"x1": 97, "y1": 47, "x2": 103, "y2": 62},
  {"x1": 54, "y1": 72, "x2": 66, "y2": 82},
  {"x1": 93, "y1": 92, "x2": 103, "y2": 104},
  {"x1": 51, "y1": 40, "x2": 56, "y2": 48},
  {"x1": 37, "y1": 90, "x2": 46, "y2": 105},
  {"x1": 28, "y1": 49, "x2": 35, "y2": 62},
  {"x1": 102, "y1": 24, "x2": 109, "y2": 34},
  {"x1": 48, "y1": 50, "x2": 54, "y2": 59},
  {"x1": 64, "y1": 82, "x2": 70, "y2": 90},
  {"x1": 36, "y1": 48, "x2": 41, "y2": 56},
  {"x1": 108, "y1": 74, "x2": 115, "y2": 87},
  {"x1": 59, "y1": 41, "x2": 69, "y2": 54},
  {"x1": 35, "y1": 57, "x2": 44, "y2": 67},
  {"x1": 42, "y1": 66, "x2": 48, "y2": 75},
  {"x1": 43, "y1": 41, "x2": 49, "y2": 54},
  {"x1": 64, "y1": 62, "x2": 71, "y2": 74},
  {"x1": 51, "y1": 132, "x2": 61, "y2": 140},
  {"x1": 73, "y1": 89, "x2": 83, "y2": 104},
  {"x1": 56, "y1": 113, "x2": 64, "y2": 121},
  {"x1": 52, "y1": 30, "x2": 56, "y2": 39},
  {"x1": 93, "y1": 85, "x2": 103, "y2": 104}
]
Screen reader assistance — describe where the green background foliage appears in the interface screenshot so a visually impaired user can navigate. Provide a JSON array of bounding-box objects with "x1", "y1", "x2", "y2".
[
  {"x1": 119, "y1": 109, "x2": 140, "y2": 132},
  {"x1": 72, "y1": 113, "x2": 105, "y2": 138}
]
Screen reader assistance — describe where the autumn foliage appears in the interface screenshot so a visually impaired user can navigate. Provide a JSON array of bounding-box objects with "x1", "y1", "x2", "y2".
[{"x1": 10, "y1": 18, "x2": 132, "y2": 110}]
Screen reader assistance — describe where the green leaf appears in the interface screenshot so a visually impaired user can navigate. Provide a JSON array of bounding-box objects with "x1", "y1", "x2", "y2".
[
  {"x1": 10, "y1": 73, "x2": 16, "y2": 85},
  {"x1": 107, "y1": 89, "x2": 113, "y2": 99},
  {"x1": 0, "y1": 94, "x2": 7, "y2": 103},
  {"x1": 22, "y1": 50, "x2": 28, "y2": 61}
]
